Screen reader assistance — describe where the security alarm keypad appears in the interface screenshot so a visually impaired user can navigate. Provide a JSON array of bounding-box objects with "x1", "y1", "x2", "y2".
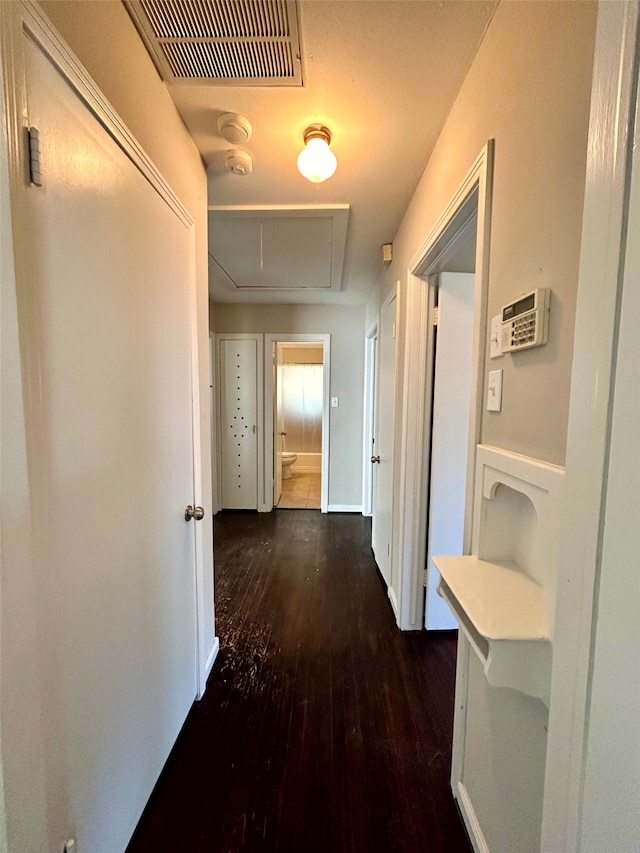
[{"x1": 500, "y1": 288, "x2": 550, "y2": 353}]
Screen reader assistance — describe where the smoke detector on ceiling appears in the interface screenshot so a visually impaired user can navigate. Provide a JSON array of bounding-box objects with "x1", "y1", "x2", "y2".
[
  {"x1": 218, "y1": 113, "x2": 252, "y2": 145},
  {"x1": 225, "y1": 150, "x2": 253, "y2": 176}
]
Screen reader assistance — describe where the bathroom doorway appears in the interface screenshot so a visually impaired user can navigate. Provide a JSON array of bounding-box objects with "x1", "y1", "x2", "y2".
[
  {"x1": 276, "y1": 342, "x2": 323, "y2": 508},
  {"x1": 265, "y1": 335, "x2": 331, "y2": 512}
]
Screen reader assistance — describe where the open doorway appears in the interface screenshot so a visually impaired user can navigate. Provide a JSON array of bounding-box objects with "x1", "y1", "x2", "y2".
[
  {"x1": 392, "y1": 142, "x2": 492, "y2": 631},
  {"x1": 264, "y1": 334, "x2": 331, "y2": 513},
  {"x1": 424, "y1": 237, "x2": 476, "y2": 629},
  {"x1": 275, "y1": 342, "x2": 324, "y2": 509}
]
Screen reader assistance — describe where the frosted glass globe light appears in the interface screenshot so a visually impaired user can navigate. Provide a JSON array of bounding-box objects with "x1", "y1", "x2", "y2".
[{"x1": 297, "y1": 127, "x2": 337, "y2": 183}]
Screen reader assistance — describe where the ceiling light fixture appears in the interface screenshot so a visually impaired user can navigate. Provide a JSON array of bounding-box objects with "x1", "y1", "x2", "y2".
[{"x1": 297, "y1": 125, "x2": 337, "y2": 183}]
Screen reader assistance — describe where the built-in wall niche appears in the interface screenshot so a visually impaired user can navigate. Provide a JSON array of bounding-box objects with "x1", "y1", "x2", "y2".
[
  {"x1": 435, "y1": 445, "x2": 564, "y2": 706},
  {"x1": 479, "y1": 484, "x2": 538, "y2": 575}
]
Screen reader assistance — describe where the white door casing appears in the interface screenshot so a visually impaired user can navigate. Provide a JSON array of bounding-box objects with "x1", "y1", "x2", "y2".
[
  {"x1": 218, "y1": 336, "x2": 260, "y2": 509},
  {"x1": 371, "y1": 289, "x2": 397, "y2": 592},
  {"x1": 1, "y1": 5, "x2": 205, "y2": 850},
  {"x1": 425, "y1": 273, "x2": 475, "y2": 630}
]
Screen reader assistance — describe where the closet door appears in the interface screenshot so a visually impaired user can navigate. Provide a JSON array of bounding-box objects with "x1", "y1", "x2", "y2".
[
  {"x1": 371, "y1": 290, "x2": 397, "y2": 588},
  {"x1": 4, "y1": 15, "x2": 199, "y2": 851},
  {"x1": 219, "y1": 337, "x2": 259, "y2": 509}
]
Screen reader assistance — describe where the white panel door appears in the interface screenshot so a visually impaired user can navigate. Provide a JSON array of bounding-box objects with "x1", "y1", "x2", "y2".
[
  {"x1": 363, "y1": 329, "x2": 378, "y2": 517},
  {"x1": 219, "y1": 338, "x2": 258, "y2": 508},
  {"x1": 371, "y1": 292, "x2": 397, "y2": 587},
  {"x1": 425, "y1": 273, "x2": 475, "y2": 629},
  {"x1": 21, "y1": 34, "x2": 198, "y2": 852}
]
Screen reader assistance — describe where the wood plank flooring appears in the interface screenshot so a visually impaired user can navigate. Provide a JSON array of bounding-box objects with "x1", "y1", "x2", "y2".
[{"x1": 126, "y1": 510, "x2": 471, "y2": 853}]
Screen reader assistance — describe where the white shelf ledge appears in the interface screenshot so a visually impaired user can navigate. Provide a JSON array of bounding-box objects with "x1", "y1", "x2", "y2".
[
  {"x1": 434, "y1": 556, "x2": 547, "y2": 639},
  {"x1": 435, "y1": 555, "x2": 551, "y2": 706}
]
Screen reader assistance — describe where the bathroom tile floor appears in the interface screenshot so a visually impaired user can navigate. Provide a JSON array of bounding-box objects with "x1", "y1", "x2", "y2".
[{"x1": 277, "y1": 471, "x2": 321, "y2": 509}]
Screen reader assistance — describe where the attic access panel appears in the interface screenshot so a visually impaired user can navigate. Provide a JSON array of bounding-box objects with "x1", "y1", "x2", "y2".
[
  {"x1": 125, "y1": 0, "x2": 303, "y2": 86},
  {"x1": 208, "y1": 205, "x2": 349, "y2": 293}
]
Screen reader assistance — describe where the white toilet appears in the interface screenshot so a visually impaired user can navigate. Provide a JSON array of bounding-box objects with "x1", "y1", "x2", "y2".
[{"x1": 281, "y1": 452, "x2": 297, "y2": 479}]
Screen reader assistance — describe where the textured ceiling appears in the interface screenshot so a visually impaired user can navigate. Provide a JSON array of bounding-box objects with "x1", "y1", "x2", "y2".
[{"x1": 159, "y1": 0, "x2": 497, "y2": 304}]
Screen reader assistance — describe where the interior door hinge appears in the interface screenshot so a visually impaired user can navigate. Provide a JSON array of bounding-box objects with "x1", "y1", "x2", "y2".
[
  {"x1": 28, "y1": 127, "x2": 43, "y2": 187},
  {"x1": 423, "y1": 568, "x2": 428, "y2": 587},
  {"x1": 432, "y1": 306, "x2": 440, "y2": 326},
  {"x1": 392, "y1": 322, "x2": 397, "y2": 339}
]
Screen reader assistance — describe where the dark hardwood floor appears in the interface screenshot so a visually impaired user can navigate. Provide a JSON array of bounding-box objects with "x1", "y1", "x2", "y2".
[{"x1": 127, "y1": 510, "x2": 472, "y2": 853}]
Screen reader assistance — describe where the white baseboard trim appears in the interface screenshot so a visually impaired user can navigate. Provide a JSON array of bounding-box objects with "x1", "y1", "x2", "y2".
[
  {"x1": 205, "y1": 636, "x2": 219, "y2": 677},
  {"x1": 197, "y1": 637, "x2": 219, "y2": 701},
  {"x1": 456, "y1": 781, "x2": 489, "y2": 853},
  {"x1": 327, "y1": 504, "x2": 362, "y2": 513},
  {"x1": 388, "y1": 586, "x2": 399, "y2": 620},
  {"x1": 292, "y1": 465, "x2": 322, "y2": 473}
]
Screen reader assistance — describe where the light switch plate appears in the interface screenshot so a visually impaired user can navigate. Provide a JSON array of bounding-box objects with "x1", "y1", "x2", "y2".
[
  {"x1": 487, "y1": 369, "x2": 503, "y2": 412},
  {"x1": 490, "y1": 314, "x2": 504, "y2": 358},
  {"x1": 331, "y1": 396, "x2": 339, "y2": 408}
]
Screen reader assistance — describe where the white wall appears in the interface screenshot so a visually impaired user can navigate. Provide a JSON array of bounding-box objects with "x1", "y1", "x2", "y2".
[
  {"x1": 369, "y1": 0, "x2": 597, "y2": 467},
  {"x1": 280, "y1": 344, "x2": 324, "y2": 364},
  {"x1": 364, "y1": 3, "x2": 598, "y2": 851},
  {"x1": 463, "y1": 654, "x2": 548, "y2": 852},
  {"x1": 211, "y1": 302, "x2": 365, "y2": 509}
]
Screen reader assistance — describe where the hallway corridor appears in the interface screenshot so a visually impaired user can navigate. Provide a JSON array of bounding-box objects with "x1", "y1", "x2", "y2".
[{"x1": 127, "y1": 511, "x2": 471, "y2": 852}]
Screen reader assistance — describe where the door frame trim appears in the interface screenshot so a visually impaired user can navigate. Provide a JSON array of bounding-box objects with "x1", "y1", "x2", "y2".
[
  {"x1": 264, "y1": 333, "x2": 331, "y2": 513},
  {"x1": 393, "y1": 141, "x2": 494, "y2": 635}
]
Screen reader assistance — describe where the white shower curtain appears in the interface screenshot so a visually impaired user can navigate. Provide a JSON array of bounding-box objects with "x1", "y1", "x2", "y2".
[{"x1": 281, "y1": 364, "x2": 322, "y2": 452}]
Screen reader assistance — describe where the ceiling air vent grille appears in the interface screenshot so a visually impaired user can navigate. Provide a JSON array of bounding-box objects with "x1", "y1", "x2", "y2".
[{"x1": 125, "y1": 0, "x2": 303, "y2": 86}]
